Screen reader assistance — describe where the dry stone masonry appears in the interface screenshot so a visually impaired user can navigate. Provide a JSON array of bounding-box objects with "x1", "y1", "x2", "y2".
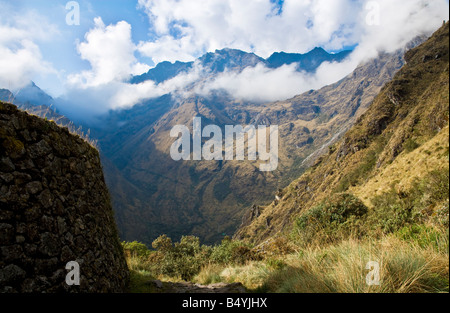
[{"x1": 0, "y1": 102, "x2": 129, "y2": 293}]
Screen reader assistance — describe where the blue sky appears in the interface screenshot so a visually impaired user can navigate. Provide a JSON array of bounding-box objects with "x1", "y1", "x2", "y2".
[
  {"x1": 1, "y1": 0, "x2": 153, "y2": 94},
  {"x1": 0, "y1": 0, "x2": 449, "y2": 114}
]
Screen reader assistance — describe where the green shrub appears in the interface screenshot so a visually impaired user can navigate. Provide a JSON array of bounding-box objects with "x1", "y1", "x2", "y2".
[
  {"x1": 293, "y1": 193, "x2": 368, "y2": 247},
  {"x1": 152, "y1": 234, "x2": 173, "y2": 253},
  {"x1": 122, "y1": 241, "x2": 151, "y2": 258},
  {"x1": 335, "y1": 150, "x2": 378, "y2": 192},
  {"x1": 151, "y1": 235, "x2": 210, "y2": 281},
  {"x1": 210, "y1": 238, "x2": 256, "y2": 265},
  {"x1": 433, "y1": 201, "x2": 449, "y2": 228},
  {"x1": 395, "y1": 224, "x2": 445, "y2": 250},
  {"x1": 403, "y1": 138, "x2": 420, "y2": 152}
]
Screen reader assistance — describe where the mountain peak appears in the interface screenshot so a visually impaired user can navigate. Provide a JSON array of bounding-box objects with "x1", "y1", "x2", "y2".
[
  {"x1": 266, "y1": 47, "x2": 351, "y2": 71},
  {"x1": 199, "y1": 48, "x2": 265, "y2": 72},
  {"x1": 132, "y1": 46, "x2": 353, "y2": 85}
]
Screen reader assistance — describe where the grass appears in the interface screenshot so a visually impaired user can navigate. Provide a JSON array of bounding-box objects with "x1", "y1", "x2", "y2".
[
  {"x1": 193, "y1": 262, "x2": 272, "y2": 291},
  {"x1": 260, "y1": 232, "x2": 448, "y2": 293},
  {"x1": 351, "y1": 125, "x2": 449, "y2": 206},
  {"x1": 187, "y1": 229, "x2": 449, "y2": 293}
]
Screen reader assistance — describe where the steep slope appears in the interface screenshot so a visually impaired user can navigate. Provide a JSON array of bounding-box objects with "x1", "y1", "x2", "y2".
[
  {"x1": 235, "y1": 22, "x2": 449, "y2": 244},
  {"x1": 98, "y1": 47, "x2": 408, "y2": 246}
]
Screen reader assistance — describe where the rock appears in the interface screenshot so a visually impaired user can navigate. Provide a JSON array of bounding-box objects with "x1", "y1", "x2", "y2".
[
  {"x1": 1, "y1": 245, "x2": 24, "y2": 262},
  {"x1": 28, "y1": 140, "x2": 52, "y2": 158},
  {"x1": 38, "y1": 233, "x2": 61, "y2": 257},
  {"x1": 0, "y1": 157, "x2": 15, "y2": 173},
  {"x1": 37, "y1": 189, "x2": 53, "y2": 209},
  {"x1": 0, "y1": 210, "x2": 14, "y2": 222},
  {"x1": 25, "y1": 181, "x2": 43, "y2": 195},
  {"x1": 0, "y1": 173, "x2": 14, "y2": 184},
  {"x1": 0, "y1": 223, "x2": 15, "y2": 245},
  {"x1": 151, "y1": 280, "x2": 163, "y2": 288},
  {"x1": 0, "y1": 265, "x2": 26, "y2": 284},
  {"x1": 15, "y1": 236, "x2": 25, "y2": 244}
]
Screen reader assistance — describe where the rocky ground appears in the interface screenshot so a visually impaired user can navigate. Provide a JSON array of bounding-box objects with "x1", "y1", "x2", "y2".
[{"x1": 148, "y1": 280, "x2": 247, "y2": 293}]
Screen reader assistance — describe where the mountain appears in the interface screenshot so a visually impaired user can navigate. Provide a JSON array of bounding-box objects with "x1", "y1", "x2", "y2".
[
  {"x1": 13, "y1": 82, "x2": 54, "y2": 108},
  {"x1": 94, "y1": 46, "x2": 409, "y2": 246},
  {"x1": 235, "y1": 22, "x2": 449, "y2": 244},
  {"x1": 131, "y1": 47, "x2": 352, "y2": 84},
  {"x1": 131, "y1": 61, "x2": 194, "y2": 85},
  {"x1": 0, "y1": 86, "x2": 95, "y2": 147},
  {"x1": 266, "y1": 47, "x2": 351, "y2": 71},
  {"x1": 0, "y1": 82, "x2": 54, "y2": 109}
]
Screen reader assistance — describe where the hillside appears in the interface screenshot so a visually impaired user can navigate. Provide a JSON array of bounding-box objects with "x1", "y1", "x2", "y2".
[{"x1": 235, "y1": 22, "x2": 449, "y2": 245}]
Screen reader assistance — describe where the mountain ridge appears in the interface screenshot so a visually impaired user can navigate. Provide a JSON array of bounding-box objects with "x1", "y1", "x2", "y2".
[{"x1": 131, "y1": 47, "x2": 352, "y2": 85}]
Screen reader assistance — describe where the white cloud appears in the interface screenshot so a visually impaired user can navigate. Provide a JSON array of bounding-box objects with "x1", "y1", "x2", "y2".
[
  {"x1": 136, "y1": 0, "x2": 449, "y2": 64},
  {"x1": 0, "y1": 7, "x2": 57, "y2": 90},
  {"x1": 127, "y1": 0, "x2": 448, "y2": 106},
  {"x1": 193, "y1": 58, "x2": 359, "y2": 103},
  {"x1": 355, "y1": 0, "x2": 449, "y2": 58},
  {"x1": 67, "y1": 18, "x2": 150, "y2": 88},
  {"x1": 136, "y1": 0, "x2": 366, "y2": 64}
]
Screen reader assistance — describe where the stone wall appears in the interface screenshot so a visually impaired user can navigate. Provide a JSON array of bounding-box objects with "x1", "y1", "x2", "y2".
[{"x1": 0, "y1": 102, "x2": 129, "y2": 293}]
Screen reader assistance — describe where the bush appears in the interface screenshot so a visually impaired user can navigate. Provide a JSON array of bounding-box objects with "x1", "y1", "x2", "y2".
[
  {"x1": 122, "y1": 241, "x2": 151, "y2": 258},
  {"x1": 433, "y1": 201, "x2": 449, "y2": 228},
  {"x1": 368, "y1": 168, "x2": 450, "y2": 235},
  {"x1": 264, "y1": 237, "x2": 294, "y2": 256},
  {"x1": 151, "y1": 235, "x2": 210, "y2": 281},
  {"x1": 369, "y1": 189, "x2": 415, "y2": 234},
  {"x1": 335, "y1": 150, "x2": 378, "y2": 192},
  {"x1": 293, "y1": 193, "x2": 368, "y2": 247},
  {"x1": 152, "y1": 234, "x2": 173, "y2": 253},
  {"x1": 395, "y1": 224, "x2": 446, "y2": 250},
  {"x1": 403, "y1": 138, "x2": 420, "y2": 152},
  {"x1": 210, "y1": 238, "x2": 257, "y2": 265}
]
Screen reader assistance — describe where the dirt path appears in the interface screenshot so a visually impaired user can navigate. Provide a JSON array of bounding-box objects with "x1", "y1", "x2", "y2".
[{"x1": 149, "y1": 280, "x2": 247, "y2": 293}]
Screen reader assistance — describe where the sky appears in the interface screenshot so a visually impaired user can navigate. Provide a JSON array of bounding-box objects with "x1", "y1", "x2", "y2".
[{"x1": 0, "y1": 0, "x2": 449, "y2": 119}]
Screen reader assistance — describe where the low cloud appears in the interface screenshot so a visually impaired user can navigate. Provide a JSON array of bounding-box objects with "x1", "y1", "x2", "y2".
[{"x1": 194, "y1": 59, "x2": 359, "y2": 103}]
